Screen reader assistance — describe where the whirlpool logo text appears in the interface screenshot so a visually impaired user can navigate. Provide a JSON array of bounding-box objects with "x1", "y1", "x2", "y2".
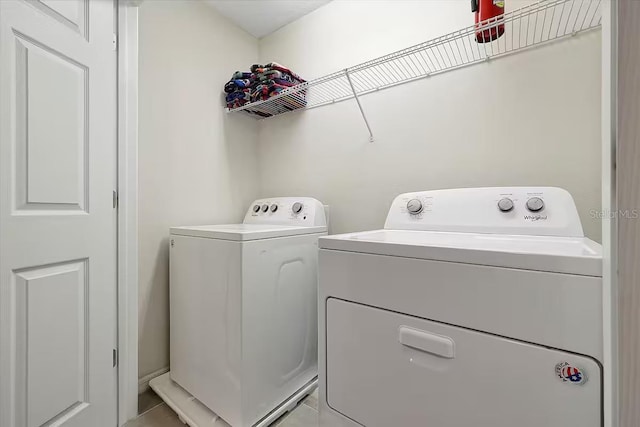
[{"x1": 523, "y1": 215, "x2": 548, "y2": 221}]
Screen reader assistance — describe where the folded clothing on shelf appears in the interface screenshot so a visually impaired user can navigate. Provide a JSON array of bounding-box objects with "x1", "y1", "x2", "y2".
[{"x1": 223, "y1": 62, "x2": 307, "y2": 117}]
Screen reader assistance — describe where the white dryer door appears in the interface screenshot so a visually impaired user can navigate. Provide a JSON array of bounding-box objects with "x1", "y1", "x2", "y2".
[{"x1": 326, "y1": 299, "x2": 601, "y2": 427}]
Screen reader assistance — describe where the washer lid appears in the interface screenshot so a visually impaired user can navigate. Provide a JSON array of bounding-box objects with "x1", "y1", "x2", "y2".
[
  {"x1": 171, "y1": 224, "x2": 327, "y2": 241},
  {"x1": 319, "y1": 229, "x2": 602, "y2": 276}
]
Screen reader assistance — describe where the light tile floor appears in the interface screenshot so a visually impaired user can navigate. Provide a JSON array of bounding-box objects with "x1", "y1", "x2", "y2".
[
  {"x1": 125, "y1": 389, "x2": 319, "y2": 427},
  {"x1": 138, "y1": 389, "x2": 164, "y2": 414}
]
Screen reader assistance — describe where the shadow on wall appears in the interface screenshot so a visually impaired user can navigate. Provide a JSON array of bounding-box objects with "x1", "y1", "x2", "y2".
[{"x1": 139, "y1": 237, "x2": 171, "y2": 379}]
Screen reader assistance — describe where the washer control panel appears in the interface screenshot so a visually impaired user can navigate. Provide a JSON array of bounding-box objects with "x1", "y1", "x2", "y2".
[
  {"x1": 384, "y1": 187, "x2": 584, "y2": 237},
  {"x1": 244, "y1": 197, "x2": 327, "y2": 227}
]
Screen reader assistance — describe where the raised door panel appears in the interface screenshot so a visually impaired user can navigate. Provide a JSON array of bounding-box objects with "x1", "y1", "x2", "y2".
[
  {"x1": 14, "y1": 34, "x2": 88, "y2": 212},
  {"x1": 14, "y1": 260, "x2": 88, "y2": 427},
  {"x1": 30, "y1": 0, "x2": 88, "y2": 39},
  {"x1": 38, "y1": 1, "x2": 79, "y2": 24}
]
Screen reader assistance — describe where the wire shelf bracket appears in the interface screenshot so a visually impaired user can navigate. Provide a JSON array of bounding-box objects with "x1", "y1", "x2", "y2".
[
  {"x1": 345, "y1": 69, "x2": 375, "y2": 142},
  {"x1": 226, "y1": 0, "x2": 602, "y2": 141}
]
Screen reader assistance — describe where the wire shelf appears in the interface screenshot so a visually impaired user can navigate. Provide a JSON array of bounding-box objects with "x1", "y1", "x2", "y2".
[{"x1": 227, "y1": 0, "x2": 602, "y2": 121}]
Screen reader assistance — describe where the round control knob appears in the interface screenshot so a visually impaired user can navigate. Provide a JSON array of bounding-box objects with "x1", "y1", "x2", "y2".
[
  {"x1": 292, "y1": 202, "x2": 303, "y2": 214},
  {"x1": 526, "y1": 197, "x2": 545, "y2": 212},
  {"x1": 406, "y1": 199, "x2": 423, "y2": 215},
  {"x1": 252, "y1": 205, "x2": 261, "y2": 213},
  {"x1": 270, "y1": 204, "x2": 278, "y2": 213},
  {"x1": 497, "y1": 198, "x2": 514, "y2": 212},
  {"x1": 261, "y1": 204, "x2": 269, "y2": 213}
]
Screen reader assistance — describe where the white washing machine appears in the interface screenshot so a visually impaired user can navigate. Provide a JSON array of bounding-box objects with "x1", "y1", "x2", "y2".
[
  {"x1": 318, "y1": 187, "x2": 603, "y2": 427},
  {"x1": 153, "y1": 197, "x2": 327, "y2": 427}
]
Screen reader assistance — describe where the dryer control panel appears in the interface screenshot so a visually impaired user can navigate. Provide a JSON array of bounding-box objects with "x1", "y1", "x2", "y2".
[
  {"x1": 384, "y1": 187, "x2": 584, "y2": 237},
  {"x1": 244, "y1": 197, "x2": 327, "y2": 227}
]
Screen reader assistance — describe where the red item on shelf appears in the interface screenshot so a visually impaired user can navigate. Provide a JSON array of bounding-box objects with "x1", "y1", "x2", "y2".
[{"x1": 472, "y1": 0, "x2": 505, "y2": 43}]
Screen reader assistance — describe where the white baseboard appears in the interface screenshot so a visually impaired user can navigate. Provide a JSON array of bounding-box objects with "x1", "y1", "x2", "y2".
[{"x1": 138, "y1": 366, "x2": 169, "y2": 395}]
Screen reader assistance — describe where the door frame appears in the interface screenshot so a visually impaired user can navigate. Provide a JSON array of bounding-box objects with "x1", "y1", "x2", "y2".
[
  {"x1": 117, "y1": 0, "x2": 141, "y2": 425},
  {"x1": 613, "y1": 1, "x2": 640, "y2": 426},
  {"x1": 601, "y1": 2, "x2": 618, "y2": 427}
]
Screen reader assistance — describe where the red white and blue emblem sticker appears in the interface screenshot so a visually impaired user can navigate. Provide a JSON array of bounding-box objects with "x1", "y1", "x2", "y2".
[{"x1": 555, "y1": 361, "x2": 588, "y2": 385}]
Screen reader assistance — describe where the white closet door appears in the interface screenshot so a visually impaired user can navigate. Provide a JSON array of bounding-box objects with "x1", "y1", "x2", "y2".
[{"x1": 0, "y1": 1, "x2": 118, "y2": 426}]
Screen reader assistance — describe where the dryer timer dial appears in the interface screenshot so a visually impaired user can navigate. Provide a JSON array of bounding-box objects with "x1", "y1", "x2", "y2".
[
  {"x1": 526, "y1": 197, "x2": 545, "y2": 212},
  {"x1": 292, "y1": 202, "x2": 303, "y2": 214},
  {"x1": 497, "y1": 198, "x2": 514, "y2": 212},
  {"x1": 407, "y1": 199, "x2": 423, "y2": 215}
]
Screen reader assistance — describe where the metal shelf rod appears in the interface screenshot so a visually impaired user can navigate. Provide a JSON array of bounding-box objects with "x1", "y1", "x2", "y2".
[{"x1": 345, "y1": 69, "x2": 374, "y2": 143}]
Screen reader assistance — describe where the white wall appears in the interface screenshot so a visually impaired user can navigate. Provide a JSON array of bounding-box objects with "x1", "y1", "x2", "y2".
[
  {"x1": 257, "y1": 0, "x2": 602, "y2": 241},
  {"x1": 136, "y1": 0, "x2": 603, "y2": 387},
  {"x1": 138, "y1": 1, "x2": 259, "y2": 381}
]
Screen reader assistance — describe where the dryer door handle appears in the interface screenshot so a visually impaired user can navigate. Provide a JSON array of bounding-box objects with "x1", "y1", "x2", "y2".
[{"x1": 398, "y1": 326, "x2": 455, "y2": 359}]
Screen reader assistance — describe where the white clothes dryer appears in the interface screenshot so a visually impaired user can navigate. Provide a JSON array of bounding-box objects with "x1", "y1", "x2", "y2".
[{"x1": 318, "y1": 187, "x2": 602, "y2": 427}]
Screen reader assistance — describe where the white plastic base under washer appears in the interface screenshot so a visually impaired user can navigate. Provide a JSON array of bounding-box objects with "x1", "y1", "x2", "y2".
[{"x1": 149, "y1": 372, "x2": 318, "y2": 427}]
